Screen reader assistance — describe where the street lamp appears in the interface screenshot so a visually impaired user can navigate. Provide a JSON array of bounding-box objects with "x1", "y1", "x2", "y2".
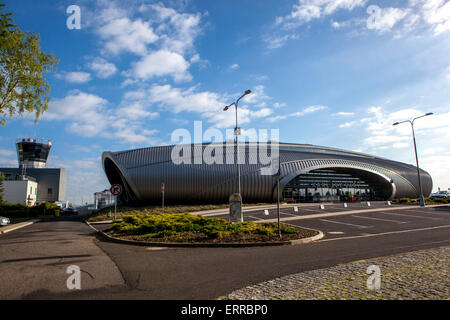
[
  {"x1": 224, "y1": 89, "x2": 252, "y2": 222},
  {"x1": 393, "y1": 112, "x2": 433, "y2": 207}
]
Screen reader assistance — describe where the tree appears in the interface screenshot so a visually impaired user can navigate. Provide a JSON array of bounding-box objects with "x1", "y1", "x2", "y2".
[{"x1": 0, "y1": 3, "x2": 58, "y2": 125}]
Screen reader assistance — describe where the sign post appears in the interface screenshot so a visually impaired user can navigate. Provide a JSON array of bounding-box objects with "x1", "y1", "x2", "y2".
[
  {"x1": 110, "y1": 184, "x2": 122, "y2": 220},
  {"x1": 271, "y1": 154, "x2": 281, "y2": 238}
]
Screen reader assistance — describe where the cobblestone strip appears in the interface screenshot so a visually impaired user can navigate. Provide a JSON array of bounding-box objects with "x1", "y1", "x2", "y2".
[{"x1": 227, "y1": 246, "x2": 450, "y2": 300}]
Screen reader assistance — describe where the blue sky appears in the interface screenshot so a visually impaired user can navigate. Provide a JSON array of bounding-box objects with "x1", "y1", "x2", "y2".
[{"x1": 1, "y1": 0, "x2": 450, "y2": 204}]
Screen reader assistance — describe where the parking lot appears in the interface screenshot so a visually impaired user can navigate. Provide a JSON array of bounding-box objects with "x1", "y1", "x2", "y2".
[{"x1": 203, "y1": 203, "x2": 450, "y2": 241}]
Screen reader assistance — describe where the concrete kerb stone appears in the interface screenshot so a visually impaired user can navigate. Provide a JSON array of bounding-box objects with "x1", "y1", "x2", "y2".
[
  {"x1": 84, "y1": 219, "x2": 323, "y2": 248},
  {"x1": 0, "y1": 219, "x2": 41, "y2": 235}
]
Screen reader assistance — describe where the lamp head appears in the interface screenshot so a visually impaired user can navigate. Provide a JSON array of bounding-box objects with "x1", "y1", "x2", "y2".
[
  {"x1": 393, "y1": 122, "x2": 399, "y2": 126},
  {"x1": 425, "y1": 112, "x2": 433, "y2": 116},
  {"x1": 244, "y1": 89, "x2": 251, "y2": 95}
]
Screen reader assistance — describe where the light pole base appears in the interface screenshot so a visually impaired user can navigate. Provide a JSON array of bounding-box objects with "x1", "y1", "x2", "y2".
[{"x1": 419, "y1": 196, "x2": 425, "y2": 207}]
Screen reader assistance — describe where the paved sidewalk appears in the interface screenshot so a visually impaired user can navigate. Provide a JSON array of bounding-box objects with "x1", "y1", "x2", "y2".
[{"x1": 226, "y1": 246, "x2": 450, "y2": 300}]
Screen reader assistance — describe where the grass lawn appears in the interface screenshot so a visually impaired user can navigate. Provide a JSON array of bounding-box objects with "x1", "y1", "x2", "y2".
[{"x1": 106, "y1": 213, "x2": 318, "y2": 243}]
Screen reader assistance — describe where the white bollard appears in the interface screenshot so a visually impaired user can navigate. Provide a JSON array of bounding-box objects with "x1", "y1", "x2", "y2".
[
  {"x1": 320, "y1": 204, "x2": 325, "y2": 210},
  {"x1": 367, "y1": 201, "x2": 371, "y2": 207},
  {"x1": 264, "y1": 209, "x2": 269, "y2": 216},
  {"x1": 343, "y1": 202, "x2": 348, "y2": 208},
  {"x1": 293, "y1": 206, "x2": 299, "y2": 213},
  {"x1": 386, "y1": 201, "x2": 391, "y2": 206}
]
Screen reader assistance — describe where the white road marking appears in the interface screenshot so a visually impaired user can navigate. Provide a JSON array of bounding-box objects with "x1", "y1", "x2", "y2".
[
  {"x1": 319, "y1": 219, "x2": 371, "y2": 229},
  {"x1": 320, "y1": 224, "x2": 450, "y2": 242},
  {"x1": 351, "y1": 215, "x2": 408, "y2": 224},
  {"x1": 247, "y1": 215, "x2": 264, "y2": 220},
  {"x1": 301, "y1": 208, "x2": 323, "y2": 212},
  {"x1": 380, "y1": 211, "x2": 441, "y2": 220},
  {"x1": 280, "y1": 211, "x2": 301, "y2": 217},
  {"x1": 403, "y1": 209, "x2": 450, "y2": 216},
  {"x1": 328, "y1": 231, "x2": 345, "y2": 235}
]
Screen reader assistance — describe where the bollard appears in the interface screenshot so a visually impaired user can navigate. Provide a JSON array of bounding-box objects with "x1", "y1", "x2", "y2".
[
  {"x1": 343, "y1": 203, "x2": 348, "y2": 208},
  {"x1": 367, "y1": 201, "x2": 371, "y2": 207},
  {"x1": 293, "y1": 206, "x2": 299, "y2": 213},
  {"x1": 386, "y1": 201, "x2": 391, "y2": 206},
  {"x1": 264, "y1": 209, "x2": 269, "y2": 216},
  {"x1": 320, "y1": 204, "x2": 325, "y2": 210}
]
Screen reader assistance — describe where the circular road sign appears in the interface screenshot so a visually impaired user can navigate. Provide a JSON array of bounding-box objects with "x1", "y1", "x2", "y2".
[{"x1": 110, "y1": 184, "x2": 122, "y2": 196}]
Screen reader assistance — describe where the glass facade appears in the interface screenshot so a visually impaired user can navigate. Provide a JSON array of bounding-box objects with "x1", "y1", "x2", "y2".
[
  {"x1": 282, "y1": 169, "x2": 387, "y2": 203},
  {"x1": 16, "y1": 140, "x2": 51, "y2": 168}
]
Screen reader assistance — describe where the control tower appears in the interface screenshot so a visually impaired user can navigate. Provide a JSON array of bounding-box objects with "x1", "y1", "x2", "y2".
[{"x1": 16, "y1": 138, "x2": 52, "y2": 169}]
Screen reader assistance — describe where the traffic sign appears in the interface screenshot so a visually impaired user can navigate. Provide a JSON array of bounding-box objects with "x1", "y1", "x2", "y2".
[
  {"x1": 110, "y1": 184, "x2": 122, "y2": 196},
  {"x1": 161, "y1": 183, "x2": 165, "y2": 192}
]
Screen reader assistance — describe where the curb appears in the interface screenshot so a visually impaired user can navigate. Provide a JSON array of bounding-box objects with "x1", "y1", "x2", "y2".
[
  {"x1": 84, "y1": 219, "x2": 323, "y2": 248},
  {"x1": 0, "y1": 219, "x2": 40, "y2": 235}
]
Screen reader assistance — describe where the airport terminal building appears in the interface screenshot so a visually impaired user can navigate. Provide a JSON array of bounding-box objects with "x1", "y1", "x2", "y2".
[{"x1": 102, "y1": 142, "x2": 432, "y2": 205}]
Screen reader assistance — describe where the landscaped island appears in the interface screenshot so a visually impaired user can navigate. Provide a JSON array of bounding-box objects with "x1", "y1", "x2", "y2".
[{"x1": 106, "y1": 213, "x2": 318, "y2": 244}]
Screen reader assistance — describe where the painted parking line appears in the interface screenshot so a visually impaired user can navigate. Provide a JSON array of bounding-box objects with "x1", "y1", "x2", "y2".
[
  {"x1": 403, "y1": 209, "x2": 450, "y2": 216},
  {"x1": 280, "y1": 211, "x2": 302, "y2": 217},
  {"x1": 318, "y1": 218, "x2": 372, "y2": 229},
  {"x1": 319, "y1": 224, "x2": 450, "y2": 242},
  {"x1": 351, "y1": 215, "x2": 408, "y2": 224},
  {"x1": 380, "y1": 211, "x2": 441, "y2": 220},
  {"x1": 301, "y1": 208, "x2": 325, "y2": 212},
  {"x1": 247, "y1": 215, "x2": 264, "y2": 221}
]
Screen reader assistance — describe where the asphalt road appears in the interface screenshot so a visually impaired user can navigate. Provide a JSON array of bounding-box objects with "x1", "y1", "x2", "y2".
[{"x1": 0, "y1": 205, "x2": 449, "y2": 299}]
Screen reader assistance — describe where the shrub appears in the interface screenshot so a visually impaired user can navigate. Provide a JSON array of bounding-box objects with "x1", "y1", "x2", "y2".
[
  {"x1": 109, "y1": 213, "x2": 297, "y2": 239},
  {"x1": 0, "y1": 201, "x2": 60, "y2": 218}
]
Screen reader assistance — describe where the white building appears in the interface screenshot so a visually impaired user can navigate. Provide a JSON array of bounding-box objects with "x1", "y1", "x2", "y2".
[
  {"x1": 3, "y1": 178, "x2": 38, "y2": 206},
  {"x1": 94, "y1": 189, "x2": 114, "y2": 209}
]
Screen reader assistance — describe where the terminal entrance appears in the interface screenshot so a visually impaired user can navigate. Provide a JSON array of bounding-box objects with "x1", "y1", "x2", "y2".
[{"x1": 282, "y1": 168, "x2": 391, "y2": 203}]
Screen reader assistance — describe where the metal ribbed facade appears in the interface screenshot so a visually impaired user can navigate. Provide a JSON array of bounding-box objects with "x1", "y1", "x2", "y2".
[{"x1": 102, "y1": 142, "x2": 433, "y2": 205}]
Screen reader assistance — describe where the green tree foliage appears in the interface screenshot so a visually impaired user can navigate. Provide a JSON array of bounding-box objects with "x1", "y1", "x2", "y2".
[{"x1": 0, "y1": 3, "x2": 58, "y2": 125}]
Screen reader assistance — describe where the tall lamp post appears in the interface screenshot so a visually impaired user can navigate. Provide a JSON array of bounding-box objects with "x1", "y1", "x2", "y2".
[
  {"x1": 224, "y1": 89, "x2": 252, "y2": 221},
  {"x1": 393, "y1": 112, "x2": 433, "y2": 207}
]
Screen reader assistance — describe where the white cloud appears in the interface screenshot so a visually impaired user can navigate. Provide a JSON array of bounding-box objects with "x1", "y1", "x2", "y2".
[
  {"x1": 56, "y1": 71, "x2": 92, "y2": 83},
  {"x1": 273, "y1": 102, "x2": 286, "y2": 108},
  {"x1": 96, "y1": 17, "x2": 158, "y2": 55},
  {"x1": 146, "y1": 84, "x2": 274, "y2": 128},
  {"x1": 275, "y1": 0, "x2": 367, "y2": 30},
  {"x1": 44, "y1": 90, "x2": 109, "y2": 136},
  {"x1": 88, "y1": 57, "x2": 118, "y2": 78},
  {"x1": 334, "y1": 112, "x2": 355, "y2": 116},
  {"x1": 263, "y1": 34, "x2": 298, "y2": 49},
  {"x1": 228, "y1": 63, "x2": 239, "y2": 71},
  {"x1": 268, "y1": 105, "x2": 327, "y2": 122},
  {"x1": 0, "y1": 148, "x2": 15, "y2": 157},
  {"x1": 116, "y1": 102, "x2": 159, "y2": 121},
  {"x1": 131, "y1": 50, "x2": 191, "y2": 82},
  {"x1": 341, "y1": 105, "x2": 450, "y2": 191},
  {"x1": 366, "y1": 5, "x2": 409, "y2": 33},
  {"x1": 420, "y1": 0, "x2": 450, "y2": 35}
]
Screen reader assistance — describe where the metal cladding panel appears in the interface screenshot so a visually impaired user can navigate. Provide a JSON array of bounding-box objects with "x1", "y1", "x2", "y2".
[{"x1": 102, "y1": 142, "x2": 433, "y2": 204}]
